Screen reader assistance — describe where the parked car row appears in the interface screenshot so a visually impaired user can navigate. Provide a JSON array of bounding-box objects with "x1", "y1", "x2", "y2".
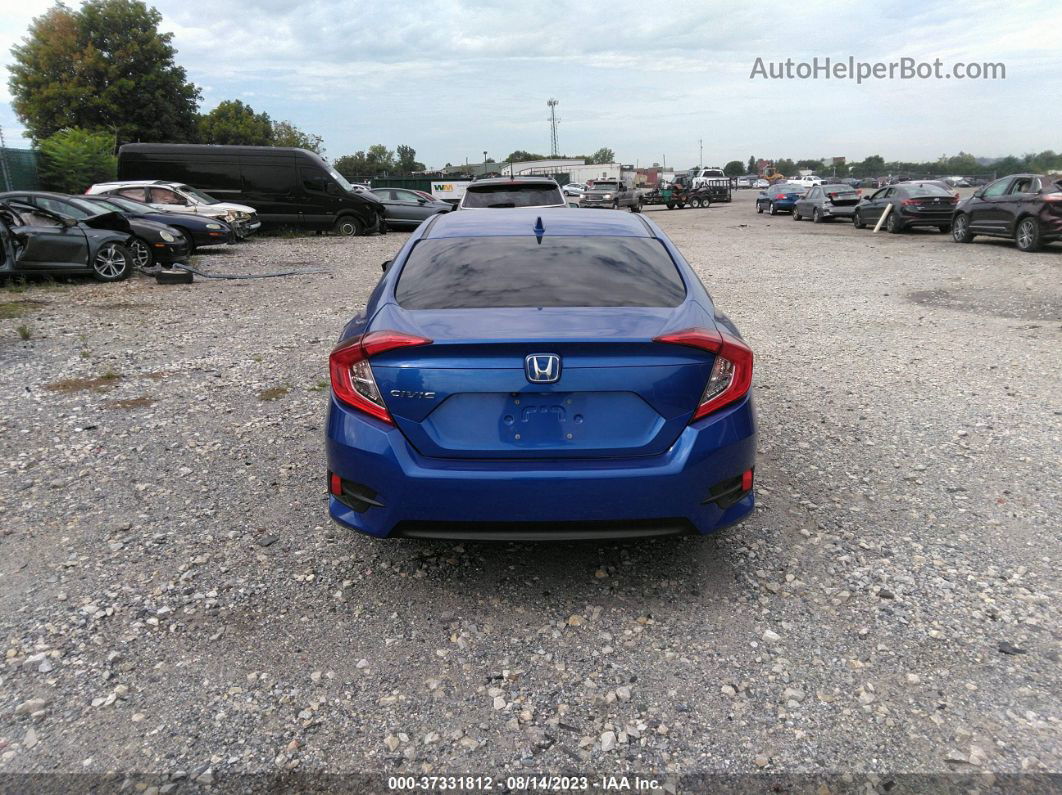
[{"x1": 756, "y1": 173, "x2": 1062, "y2": 252}]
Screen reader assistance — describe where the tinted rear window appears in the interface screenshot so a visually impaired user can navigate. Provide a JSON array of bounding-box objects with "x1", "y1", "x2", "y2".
[
  {"x1": 463, "y1": 184, "x2": 563, "y2": 208},
  {"x1": 903, "y1": 185, "x2": 952, "y2": 197},
  {"x1": 396, "y1": 236, "x2": 687, "y2": 309}
]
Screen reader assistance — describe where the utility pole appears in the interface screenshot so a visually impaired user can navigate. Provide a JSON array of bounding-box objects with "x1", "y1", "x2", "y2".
[
  {"x1": 547, "y1": 98, "x2": 560, "y2": 158},
  {"x1": 699, "y1": 139, "x2": 703, "y2": 168},
  {"x1": 482, "y1": 150, "x2": 487, "y2": 175}
]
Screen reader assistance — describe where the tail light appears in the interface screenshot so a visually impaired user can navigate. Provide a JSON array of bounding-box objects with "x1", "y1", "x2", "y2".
[
  {"x1": 901, "y1": 198, "x2": 918, "y2": 206},
  {"x1": 1043, "y1": 192, "x2": 1062, "y2": 203},
  {"x1": 329, "y1": 331, "x2": 432, "y2": 424},
  {"x1": 653, "y1": 328, "x2": 754, "y2": 420},
  {"x1": 774, "y1": 193, "x2": 787, "y2": 200}
]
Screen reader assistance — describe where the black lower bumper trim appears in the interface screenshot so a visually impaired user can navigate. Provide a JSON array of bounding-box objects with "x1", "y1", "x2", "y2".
[{"x1": 390, "y1": 518, "x2": 695, "y2": 541}]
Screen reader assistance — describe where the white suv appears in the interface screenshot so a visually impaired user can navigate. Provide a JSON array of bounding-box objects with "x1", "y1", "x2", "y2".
[
  {"x1": 86, "y1": 181, "x2": 261, "y2": 239},
  {"x1": 458, "y1": 177, "x2": 566, "y2": 210},
  {"x1": 792, "y1": 175, "x2": 824, "y2": 188}
]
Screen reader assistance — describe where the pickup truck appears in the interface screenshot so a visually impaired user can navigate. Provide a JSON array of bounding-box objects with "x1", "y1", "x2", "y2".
[{"x1": 581, "y1": 180, "x2": 641, "y2": 211}]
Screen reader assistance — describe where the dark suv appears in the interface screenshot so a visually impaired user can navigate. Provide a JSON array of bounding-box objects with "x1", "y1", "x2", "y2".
[{"x1": 951, "y1": 173, "x2": 1062, "y2": 252}]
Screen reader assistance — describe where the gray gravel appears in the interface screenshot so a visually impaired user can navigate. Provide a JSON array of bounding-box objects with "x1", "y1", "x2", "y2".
[{"x1": 1, "y1": 192, "x2": 1059, "y2": 787}]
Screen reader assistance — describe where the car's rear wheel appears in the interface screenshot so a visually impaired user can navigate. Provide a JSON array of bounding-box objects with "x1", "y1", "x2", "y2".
[
  {"x1": 756, "y1": 203, "x2": 764, "y2": 214},
  {"x1": 853, "y1": 211, "x2": 866, "y2": 229},
  {"x1": 792, "y1": 208, "x2": 802, "y2": 220},
  {"x1": 334, "y1": 215, "x2": 364, "y2": 236},
  {"x1": 885, "y1": 211, "x2": 902, "y2": 233},
  {"x1": 1015, "y1": 217, "x2": 1042, "y2": 252},
  {"x1": 951, "y1": 213, "x2": 974, "y2": 243},
  {"x1": 92, "y1": 243, "x2": 132, "y2": 282},
  {"x1": 629, "y1": 200, "x2": 642, "y2": 213},
  {"x1": 812, "y1": 208, "x2": 823, "y2": 223},
  {"x1": 128, "y1": 237, "x2": 154, "y2": 269},
  {"x1": 768, "y1": 202, "x2": 778, "y2": 215}
]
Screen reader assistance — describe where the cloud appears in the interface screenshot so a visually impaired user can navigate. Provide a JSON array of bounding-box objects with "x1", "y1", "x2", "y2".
[{"x1": 1, "y1": 0, "x2": 1059, "y2": 166}]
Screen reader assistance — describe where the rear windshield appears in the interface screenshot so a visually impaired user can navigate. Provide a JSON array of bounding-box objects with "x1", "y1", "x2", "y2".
[
  {"x1": 463, "y1": 184, "x2": 563, "y2": 208},
  {"x1": 904, "y1": 185, "x2": 952, "y2": 197},
  {"x1": 592, "y1": 182, "x2": 619, "y2": 189},
  {"x1": 396, "y1": 236, "x2": 687, "y2": 309}
]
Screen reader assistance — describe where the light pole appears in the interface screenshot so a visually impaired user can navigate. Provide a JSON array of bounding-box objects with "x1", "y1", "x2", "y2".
[
  {"x1": 483, "y1": 150, "x2": 487, "y2": 175},
  {"x1": 699, "y1": 139, "x2": 703, "y2": 168}
]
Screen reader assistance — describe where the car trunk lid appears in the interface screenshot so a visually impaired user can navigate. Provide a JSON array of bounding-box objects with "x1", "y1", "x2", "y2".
[{"x1": 368, "y1": 306, "x2": 716, "y2": 460}]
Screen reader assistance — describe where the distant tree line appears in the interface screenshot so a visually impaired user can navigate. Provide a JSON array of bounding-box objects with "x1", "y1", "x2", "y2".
[
  {"x1": 504, "y1": 147, "x2": 615, "y2": 165},
  {"x1": 743, "y1": 151, "x2": 1062, "y2": 179},
  {"x1": 332, "y1": 145, "x2": 426, "y2": 178}
]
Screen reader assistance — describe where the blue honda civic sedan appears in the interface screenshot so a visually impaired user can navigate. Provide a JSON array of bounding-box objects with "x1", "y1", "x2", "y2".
[{"x1": 326, "y1": 208, "x2": 756, "y2": 540}]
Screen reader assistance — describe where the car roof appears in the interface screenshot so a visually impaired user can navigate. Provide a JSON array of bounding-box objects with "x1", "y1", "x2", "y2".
[
  {"x1": 424, "y1": 208, "x2": 653, "y2": 239},
  {"x1": 466, "y1": 177, "x2": 560, "y2": 188},
  {"x1": 95, "y1": 180, "x2": 176, "y2": 187}
]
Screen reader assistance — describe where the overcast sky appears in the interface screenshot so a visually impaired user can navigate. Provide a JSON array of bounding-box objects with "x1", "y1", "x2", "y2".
[{"x1": 1, "y1": 0, "x2": 1059, "y2": 169}]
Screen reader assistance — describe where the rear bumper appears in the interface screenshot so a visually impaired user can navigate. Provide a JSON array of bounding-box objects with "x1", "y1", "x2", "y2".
[
  {"x1": 822, "y1": 205, "x2": 856, "y2": 218},
  {"x1": 326, "y1": 395, "x2": 757, "y2": 539},
  {"x1": 899, "y1": 208, "x2": 952, "y2": 226}
]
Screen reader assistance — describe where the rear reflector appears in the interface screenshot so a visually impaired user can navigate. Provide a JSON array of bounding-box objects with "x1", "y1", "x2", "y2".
[
  {"x1": 742, "y1": 468, "x2": 754, "y2": 491},
  {"x1": 329, "y1": 472, "x2": 343, "y2": 496},
  {"x1": 653, "y1": 327, "x2": 754, "y2": 420}
]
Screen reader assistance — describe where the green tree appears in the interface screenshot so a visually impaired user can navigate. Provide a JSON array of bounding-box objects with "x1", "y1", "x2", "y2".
[
  {"x1": 505, "y1": 150, "x2": 545, "y2": 163},
  {"x1": 747, "y1": 156, "x2": 757, "y2": 175},
  {"x1": 366, "y1": 144, "x2": 395, "y2": 172},
  {"x1": 333, "y1": 152, "x2": 369, "y2": 177},
  {"x1": 271, "y1": 120, "x2": 324, "y2": 154},
  {"x1": 197, "y1": 100, "x2": 272, "y2": 145},
  {"x1": 723, "y1": 160, "x2": 744, "y2": 177},
  {"x1": 8, "y1": 0, "x2": 200, "y2": 143},
  {"x1": 38, "y1": 128, "x2": 117, "y2": 193},
  {"x1": 795, "y1": 159, "x2": 825, "y2": 173},
  {"x1": 850, "y1": 154, "x2": 885, "y2": 178},
  {"x1": 395, "y1": 144, "x2": 425, "y2": 174},
  {"x1": 587, "y1": 147, "x2": 615, "y2": 164},
  {"x1": 774, "y1": 158, "x2": 796, "y2": 177}
]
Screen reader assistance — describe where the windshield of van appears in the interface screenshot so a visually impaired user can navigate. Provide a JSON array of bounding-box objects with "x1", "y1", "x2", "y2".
[
  {"x1": 328, "y1": 167, "x2": 355, "y2": 192},
  {"x1": 179, "y1": 185, "x2": 220, "y2": 205}
]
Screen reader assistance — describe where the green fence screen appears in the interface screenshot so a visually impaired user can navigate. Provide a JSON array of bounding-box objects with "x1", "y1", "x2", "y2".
[{"x1": 0, "y1": 147, "x2": 41, "y2": 191}]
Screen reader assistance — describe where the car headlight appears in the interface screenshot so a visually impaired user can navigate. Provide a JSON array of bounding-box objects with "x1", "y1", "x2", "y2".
[
  {"x1": 603, "y1": 193, "x2": 612, "y2": 199},
  {"x1": 159, "y1": 231, "x2": 176, "y2": 242},
  {"x1": 205, "y1": 223, "x2": 223, "y2": 230}
]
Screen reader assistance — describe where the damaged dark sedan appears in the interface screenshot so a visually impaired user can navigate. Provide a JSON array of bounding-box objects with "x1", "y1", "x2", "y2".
[
  {"x1": 0, "y1": 200, "x2": 134, "y2": 282},
  {"x1": 0, "y1": 191, "x2": 189, "y2": 269}
]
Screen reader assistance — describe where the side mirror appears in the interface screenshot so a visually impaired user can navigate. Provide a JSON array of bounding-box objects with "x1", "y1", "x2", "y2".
[
  {"x1": 417, "y1": 198, "x2": 427, "y2": 204},
  {"x1": 973, "y1": 188, "x2": 984, "y2": 198},
  {"x1": 381, "y1": 259, "x2": 392, "y2": 272},
  {"x1": 62, "y1": 216, "x2": 78, "y2": 228}
]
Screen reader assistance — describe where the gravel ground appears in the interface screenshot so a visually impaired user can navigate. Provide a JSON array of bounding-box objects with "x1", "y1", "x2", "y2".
[{"x1": 1, "y1": 192, "x2": 1059, "y2": 790}]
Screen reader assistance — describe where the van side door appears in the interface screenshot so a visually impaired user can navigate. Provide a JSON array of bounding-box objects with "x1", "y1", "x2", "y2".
[{"x1": 298, "y1": 169, "x2": 338, "y2": 228}]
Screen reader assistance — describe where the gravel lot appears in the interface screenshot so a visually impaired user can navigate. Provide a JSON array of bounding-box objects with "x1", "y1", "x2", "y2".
[{"x1": 1, "y1": 191, "x2": 1059, "y2": 789}]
